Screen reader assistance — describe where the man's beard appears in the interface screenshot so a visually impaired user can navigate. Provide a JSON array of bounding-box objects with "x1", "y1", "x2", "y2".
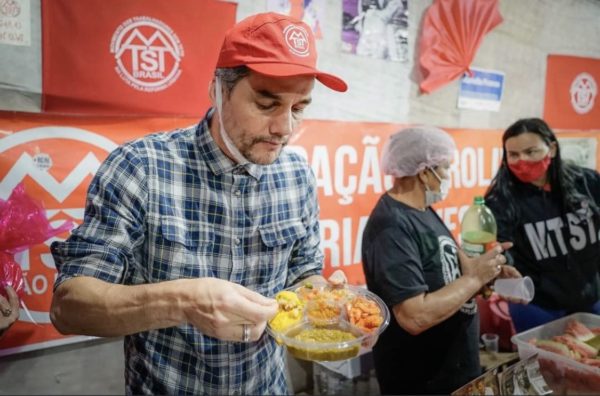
[{"x1": 239, "y1": 136, "x2": 289, "y2": 165}]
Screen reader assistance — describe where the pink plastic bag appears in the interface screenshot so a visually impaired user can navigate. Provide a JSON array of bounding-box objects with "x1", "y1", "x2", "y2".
[
  {"x1": 0, "y1": 252, "x2": 25, "y2": 300},
  {"x1": 0, "y1": 182, "x2": 73, "y2": 300}
]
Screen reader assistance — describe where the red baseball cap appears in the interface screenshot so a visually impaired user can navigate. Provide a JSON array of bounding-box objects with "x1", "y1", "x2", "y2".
[{"x1": 216, "y1": 12, "x2": 347, "y2": 92}]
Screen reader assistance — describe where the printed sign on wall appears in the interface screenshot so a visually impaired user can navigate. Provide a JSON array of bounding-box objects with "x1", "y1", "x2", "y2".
[
  {"x1": 41, "y1": 0, "x2": 236, "y2": 116},
  {"x1": 458, "y1": 67, "x2": 505, "y2": 112},
  {"x1": 341, "y1": 0, "x2": 409, "y2": 62},
  {"x1": 544, "y1": 55, "x2": 600, "y2": 129},
  {"x1": 0, "y1": 0, "x2": 31, "y2": 46}
]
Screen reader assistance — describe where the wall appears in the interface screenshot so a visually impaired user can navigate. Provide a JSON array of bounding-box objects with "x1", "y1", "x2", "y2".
[
  {"x1": 238, "y1": 0, "x2": 600, "y2": 128},
  {"x1": 1, "y1": 0, "x2": 599, "y2": 394}
]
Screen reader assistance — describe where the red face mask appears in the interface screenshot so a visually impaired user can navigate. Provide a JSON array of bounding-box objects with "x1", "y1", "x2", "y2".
[{"x1": 508, "y1": 154, "x2": 552, "y2": 183}]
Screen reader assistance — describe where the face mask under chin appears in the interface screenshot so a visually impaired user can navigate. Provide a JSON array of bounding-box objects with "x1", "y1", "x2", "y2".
[{"x1": 215, "y1": 77, "x2": 250, "y2": 165}]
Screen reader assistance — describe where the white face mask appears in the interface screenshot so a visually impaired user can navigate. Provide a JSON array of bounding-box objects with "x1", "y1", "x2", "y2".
[
  {"x1": 214, "y1": 77, "x2": 250, "y2": 165},
  {"x1": 424, "y1": 168, "x2": 450, "y2": 206}
]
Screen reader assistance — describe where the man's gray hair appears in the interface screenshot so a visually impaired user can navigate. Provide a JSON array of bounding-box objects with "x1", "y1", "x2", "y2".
[{"x1": 215, "y1": 66, "x2": 250, "y2": 94}]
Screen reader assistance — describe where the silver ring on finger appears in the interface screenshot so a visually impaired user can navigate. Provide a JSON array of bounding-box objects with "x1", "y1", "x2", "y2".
[
  {"x1": 496, "y1": 264, "x2": 501, "y2": 271},
  {"x1": 1, "y1": 308, "x2": 11, "y2": 317},
  {"x1": 242, "y1": 323, "x2": 250, "y2": 343}
]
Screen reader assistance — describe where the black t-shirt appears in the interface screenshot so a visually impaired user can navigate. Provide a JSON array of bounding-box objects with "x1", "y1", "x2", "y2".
[
  {"x1": 486, "y1": 167, "x2": 600, "y2": 311},
  {"x1": 362, "y1": 194, "x2": 480, "y2": 395}
]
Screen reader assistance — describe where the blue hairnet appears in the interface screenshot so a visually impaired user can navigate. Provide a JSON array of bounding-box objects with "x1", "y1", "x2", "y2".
[{"x1": 381, "y1": 126, "x2": 456, "y2": 177}]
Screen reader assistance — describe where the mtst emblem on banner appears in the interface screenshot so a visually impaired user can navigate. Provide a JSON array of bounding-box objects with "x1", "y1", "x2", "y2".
[
  {"x1": 110, "y1": 16, "x2": 184, "y2": 93},
  {"x1": 570, "y1": 72, "x2": 597, "y2": 115}
]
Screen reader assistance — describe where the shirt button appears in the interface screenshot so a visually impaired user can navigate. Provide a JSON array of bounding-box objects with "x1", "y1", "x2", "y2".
[
  {"x1": 235, "y1": 238, "x2": 241, "y2": 246},
  {"x1": 235, "y1": 190, "x2": 241, "y2": 196}
]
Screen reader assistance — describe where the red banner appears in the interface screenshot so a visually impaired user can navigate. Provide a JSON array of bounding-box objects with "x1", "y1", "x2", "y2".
[
  {"x1": 544, "y1": 55, "x2": 600, "y2": 129},
  {"x1": 41, "y1": 0, "x2": 236, "y2": 116},
  {"x1": 0, "y1": 112, "x2": 196, "y2": 355},
  {"x1": 1, "y1": 112, "x2": 598, "y2": 355}
]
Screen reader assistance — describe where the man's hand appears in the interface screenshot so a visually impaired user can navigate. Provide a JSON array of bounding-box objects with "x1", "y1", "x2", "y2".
[
  {"x1": 180, "y1": 278, "x2": 278, "y2": 342},
  {"x1": 327, "y1": 269, "x2": 348, "y2": 287}
]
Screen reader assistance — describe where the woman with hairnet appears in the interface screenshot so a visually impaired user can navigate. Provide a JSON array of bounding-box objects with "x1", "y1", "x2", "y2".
[{"x1": 362, "y1": 126, "x2": 520, "y2": 394}]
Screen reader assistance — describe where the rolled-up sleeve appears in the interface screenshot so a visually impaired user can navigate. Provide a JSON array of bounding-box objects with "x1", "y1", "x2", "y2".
[{"x1": 52, "y1": 143, "x2": 148, "y2": 290}]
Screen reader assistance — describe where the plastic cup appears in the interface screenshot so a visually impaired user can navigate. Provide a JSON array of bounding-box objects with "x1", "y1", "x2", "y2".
[
  {"x1": 493, "y1": 276, "x2": 535, "y2": 303},
  {"x1": 481, "y1": 333, "x2": 499, "y2": 353}
]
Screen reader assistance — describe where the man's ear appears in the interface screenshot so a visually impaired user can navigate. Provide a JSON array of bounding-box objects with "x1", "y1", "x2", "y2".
[{"x1": 208, "y1": 79, "x2": 216, "y2": 105}]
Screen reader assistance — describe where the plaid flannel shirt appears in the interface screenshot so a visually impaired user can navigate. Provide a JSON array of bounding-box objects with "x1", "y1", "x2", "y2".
[{"x1": 51, "y1": 109, "x2": 323, "y2": 395}]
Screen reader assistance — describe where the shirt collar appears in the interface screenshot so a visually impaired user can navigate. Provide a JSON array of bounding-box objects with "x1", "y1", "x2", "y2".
[{"x1": 197, "y1": 108, "x2": 263, "y2": 180}]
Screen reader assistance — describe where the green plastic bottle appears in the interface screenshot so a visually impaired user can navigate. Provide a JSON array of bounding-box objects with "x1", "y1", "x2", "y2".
[
  {"x1": 460, "y1": 196, "x2": 497, "y2": 297},
  {"x1": 461, "y1": 196, "x2": 497, "y2": 255}
]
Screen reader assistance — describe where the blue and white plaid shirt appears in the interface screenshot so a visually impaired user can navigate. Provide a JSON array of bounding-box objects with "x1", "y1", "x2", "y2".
[{"x1": 51, "y1": 109, "x2": 323, "y2": 395}]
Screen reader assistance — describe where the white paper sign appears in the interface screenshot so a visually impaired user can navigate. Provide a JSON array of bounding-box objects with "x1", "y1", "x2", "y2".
[
  {"x1": 458, "y1": 67, "x2": 505, "y2": 112},
  {"x1": 0, "y1": 0, "x2": 31, "y2": 46}
]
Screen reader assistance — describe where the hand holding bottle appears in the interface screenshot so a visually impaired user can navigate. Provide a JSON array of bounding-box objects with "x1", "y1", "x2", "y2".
[{"x1": 458, "y1": 242, "x2": 512, "y2": 288}]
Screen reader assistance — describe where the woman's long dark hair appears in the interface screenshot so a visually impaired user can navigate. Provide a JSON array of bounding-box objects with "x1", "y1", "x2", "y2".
[{"x1": 485, "y1": 118, "x2": 596, "y2": 224}]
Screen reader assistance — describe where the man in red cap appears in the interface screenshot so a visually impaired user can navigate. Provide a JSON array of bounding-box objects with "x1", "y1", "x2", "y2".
[{"x1": 50, "y1": 12, "x2": 347, "y2": 395}]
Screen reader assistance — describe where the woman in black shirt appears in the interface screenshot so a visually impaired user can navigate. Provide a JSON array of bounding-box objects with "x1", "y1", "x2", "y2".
[
  {"x1": 485, "y1": 118, "x2": 600, "y2": 332},
  {"x1": 362, "y1": 125, "x2": 520, "y2": 394}
]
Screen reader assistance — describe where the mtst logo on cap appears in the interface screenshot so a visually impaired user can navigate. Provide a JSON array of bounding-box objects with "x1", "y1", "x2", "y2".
[
  {"x1": 216, "y1": 12, "x2": 347, "y2": 92},
  {"x1": 283, "y1": 24, "x2": 309, "y2": 57}
]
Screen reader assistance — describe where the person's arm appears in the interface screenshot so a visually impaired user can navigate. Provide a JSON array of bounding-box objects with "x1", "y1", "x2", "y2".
[
  {"x1": 51, "y1": 144, "x2": 277, "y2": 341},
  {"x1": 393, "y1": 244, "x2": 510, "y2": 336},
  {"x1": 51, "y1": 276, "x2": 277, "y2": 341},
  {"x1": 393, "y1": 274, "x2": 481, "y2": 335},
  {"x1": 0, "y1": 286, "x2": 20, "y2": 338}
]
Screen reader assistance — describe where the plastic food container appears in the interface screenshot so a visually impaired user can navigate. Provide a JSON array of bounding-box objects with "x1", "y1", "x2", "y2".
[
  {"x1": 511, "y1": 312, "x2": 600, "y2": 394},
  {"x1": 267, "y1": 282, "x2": 390, "y2": 362}
]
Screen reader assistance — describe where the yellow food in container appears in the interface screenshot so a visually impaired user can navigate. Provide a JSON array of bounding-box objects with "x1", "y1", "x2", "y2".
[
  {"x1": 294, "y1": 328, "x2": 356, "y2": 343},
  {"x1": 269, "y1": 290, "x2": 304, "y2": 332},
  {"x1": 287, "y1": 328, "x2": 360, "y2": 361}
]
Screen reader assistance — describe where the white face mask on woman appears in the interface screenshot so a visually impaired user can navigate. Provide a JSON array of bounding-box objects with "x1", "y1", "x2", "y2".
[{"x1": 424, "y1": 168, "x2": 450, "y2": 206}]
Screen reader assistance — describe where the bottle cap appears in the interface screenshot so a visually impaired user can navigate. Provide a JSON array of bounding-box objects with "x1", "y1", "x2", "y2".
[{"x1": 474, "y1": 196, "x2": 485, "y2": 205}]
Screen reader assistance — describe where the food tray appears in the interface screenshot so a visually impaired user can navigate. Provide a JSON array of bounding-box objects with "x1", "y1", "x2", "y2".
[
  {"x1": 267, "y1": 282, "x2": 390, "y2": 362},
  {"x1": 511, "y1": 312, "x2": 600, "y2": 394}
]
